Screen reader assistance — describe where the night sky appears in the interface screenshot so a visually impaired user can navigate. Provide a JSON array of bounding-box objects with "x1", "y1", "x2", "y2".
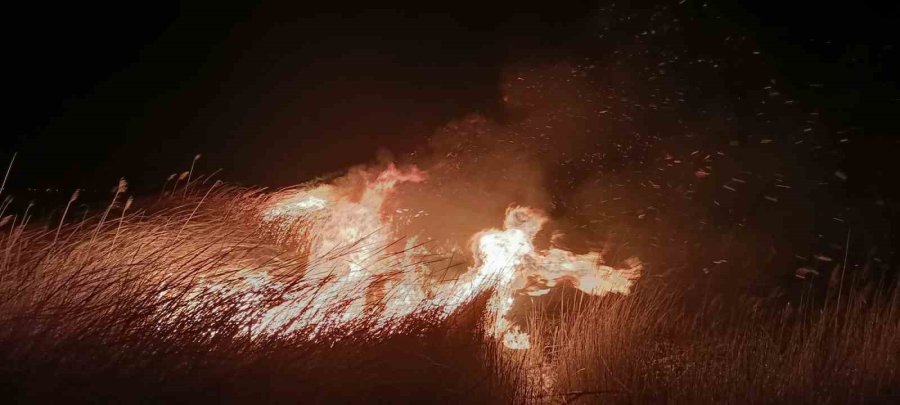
[{"x1": 4, "y1": 1, "x2": 896, "y2": 192}]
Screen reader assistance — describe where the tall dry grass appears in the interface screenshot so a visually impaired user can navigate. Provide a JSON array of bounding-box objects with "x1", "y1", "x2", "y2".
[
  {"x1": 0, "y1": 185, "x2": 525, "y2": 403},
  {"x1": 525, "y1": 275, "x2": 899, "y2": 404},
  {"x1": 0, "y1": 181, "x2": 895, "y2": 403}
]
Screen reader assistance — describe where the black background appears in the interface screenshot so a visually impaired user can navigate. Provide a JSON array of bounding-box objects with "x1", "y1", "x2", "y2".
[{"x1": 3, "y1": 0, "x2": 897, "y2": 194}]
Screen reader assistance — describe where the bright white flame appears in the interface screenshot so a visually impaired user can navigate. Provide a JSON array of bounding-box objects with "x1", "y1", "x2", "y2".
[
  {"x1": 457, "y1": 206, "x2": 641, "y2": 348},
  {"x1": 182, "y1": 165, "x2": 641, "y2": 348}
]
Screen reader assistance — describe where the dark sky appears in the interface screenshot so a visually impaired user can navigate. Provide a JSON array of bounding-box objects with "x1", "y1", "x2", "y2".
[{"x1": 3, "y1": 0, "x2": 898, "y2": 193}]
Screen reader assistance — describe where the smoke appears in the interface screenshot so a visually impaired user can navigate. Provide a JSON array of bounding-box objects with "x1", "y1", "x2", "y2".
[
  {"x1": 375, "y1": 3, "x2": 893, "y2": 290},
  {"x1": 390, "y1": 63, "x2": 860, "y2": 289},
  {"x1": 389, "y1": 64, "x2": 580, "y2": 258}
]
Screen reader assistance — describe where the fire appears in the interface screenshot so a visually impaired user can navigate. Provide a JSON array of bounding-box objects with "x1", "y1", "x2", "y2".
[
  {"x1": 454, "y1": 206, "x2": 642, "y2": 348},
  {"x1": 187, "y1": 164, "x2": 640, "y2": 348},
  {"x1": 258, "y1": 163, "x2": 431, "y2": 329}
]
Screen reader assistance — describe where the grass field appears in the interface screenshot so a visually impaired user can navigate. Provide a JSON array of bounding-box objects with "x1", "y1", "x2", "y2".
[{"x1": 0, "y1": 184, "x2": 896, "y2": 403}]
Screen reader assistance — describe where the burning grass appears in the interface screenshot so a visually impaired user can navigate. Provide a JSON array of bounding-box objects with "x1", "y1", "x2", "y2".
[
  {"x1": 0, "y1": 183, "x2": 896, "y2": 403},
  {"x1": 0, "y1": 184, "x2": 525, "y2": 402}
]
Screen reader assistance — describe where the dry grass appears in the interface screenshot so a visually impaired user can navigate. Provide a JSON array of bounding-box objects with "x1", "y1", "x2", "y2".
[
  {"x1": 0, "y1": 184, "x2": 896, "y2": 403},
  {"x1": 526, "y1": 276, "x2": 899, "y2": 404},
  {"x1": 0, "y1": 185, "x2": 524, "y2": 403}
]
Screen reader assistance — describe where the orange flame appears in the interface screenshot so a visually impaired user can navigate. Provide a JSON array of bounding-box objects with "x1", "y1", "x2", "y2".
[{"x1": 192, "y1": 164, "x2": 640, "y2": 348}]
